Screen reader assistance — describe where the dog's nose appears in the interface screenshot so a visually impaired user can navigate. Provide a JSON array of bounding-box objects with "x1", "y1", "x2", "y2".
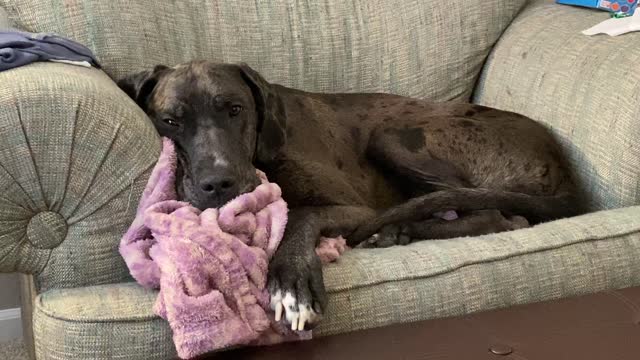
[{"x1": 199, "y1": 175, "x2": 237, "y2": 195}]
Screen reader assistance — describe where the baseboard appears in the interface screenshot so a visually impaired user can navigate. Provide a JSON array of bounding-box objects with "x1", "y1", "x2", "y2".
[{"x1": 0, "y1": 308, "x2": 22, "y2": 342}]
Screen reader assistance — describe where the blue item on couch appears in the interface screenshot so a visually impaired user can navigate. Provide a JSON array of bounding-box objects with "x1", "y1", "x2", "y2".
[{"x1": 557, "y1": 0, "x2": 639, "y2": 15}]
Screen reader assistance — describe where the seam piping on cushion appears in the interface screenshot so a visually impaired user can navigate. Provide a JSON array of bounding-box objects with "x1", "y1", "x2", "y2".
[
  {"x1": 327, "y1": 227, "x2": 640, "y2": 293},
  {"x1": 36, "y1": 227, "x2": 640, "y2": 323},
  {"x1": 35, "y1": 293, "x2": 161, "y2": 323}
]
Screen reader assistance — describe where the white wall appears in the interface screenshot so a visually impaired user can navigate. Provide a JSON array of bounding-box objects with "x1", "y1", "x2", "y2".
[
  {"x1": 0, "y1": 274, "x2": 22, "y2": 342},
  {"x1": 0, "y1": 274, "x2": 20, "y2": 310}
]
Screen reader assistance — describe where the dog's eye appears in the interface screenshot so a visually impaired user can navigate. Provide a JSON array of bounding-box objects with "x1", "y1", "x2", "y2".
[
  {"x1": 162, "y1": 118, "x2": 180, "y2": 127},
  {"x1": 230, "y1": 105, "x2": 243, "y2": 117}
]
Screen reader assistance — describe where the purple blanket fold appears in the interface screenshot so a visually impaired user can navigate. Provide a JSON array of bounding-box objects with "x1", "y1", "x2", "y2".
[{"x1": 120, "y1": 138, "x2": 314, "y2": 359}]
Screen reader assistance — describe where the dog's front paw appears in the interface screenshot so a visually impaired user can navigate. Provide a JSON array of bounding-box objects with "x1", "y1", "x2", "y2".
[{"x1": 267, "y1": 250, "x2": 326, "y2": 331}]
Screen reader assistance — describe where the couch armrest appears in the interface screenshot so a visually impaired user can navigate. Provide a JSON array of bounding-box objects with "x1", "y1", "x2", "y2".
[
  {"x1": 474, "y1": 1, "x2": 640, "y2": 210},
  {"x1": 0, "y1": 63, "x2": 159, "y2": 291}
]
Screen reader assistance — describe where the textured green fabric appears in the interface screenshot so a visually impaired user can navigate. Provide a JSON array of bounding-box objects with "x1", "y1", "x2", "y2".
[
  {"x1": 33, "y1": 206, "x2": 640, "y2": 359},
  {"x1": 26, "y1": 212, "x2": 67, "y2": 249},
  {"x1": 34, "y1": 284, "x2": 175, "y2": 360},
  {"x1": 0, "y1": 0, "x2": 526, "y2": 101},
  {"x1": 474, "y1": 1, "x2": 640, "y2": 210},
  {"x1": 0, "y1": 6, "x2": 10, "y2": 28},
  {"x1": 0, "y1": 63, "x2": 160, "y2": 291}
]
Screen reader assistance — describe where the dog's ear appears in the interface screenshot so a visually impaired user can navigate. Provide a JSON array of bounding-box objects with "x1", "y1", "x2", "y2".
[
  {"x1": 238, "y1": 63, "x2": 287, "y2": 164},
  {"x1": 117, "y1": 65, "x2": 170, "y2": 110}
]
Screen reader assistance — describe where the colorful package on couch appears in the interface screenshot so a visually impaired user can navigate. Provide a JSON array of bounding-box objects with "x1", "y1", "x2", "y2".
[{"x1": 557, "y1": 0, "x2": 639, "y2": 15}]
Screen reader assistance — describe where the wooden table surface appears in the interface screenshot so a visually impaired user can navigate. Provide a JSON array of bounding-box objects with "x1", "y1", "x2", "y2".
[{"x1": 195, "y1": 287, "x2": 640, "y2": 360}]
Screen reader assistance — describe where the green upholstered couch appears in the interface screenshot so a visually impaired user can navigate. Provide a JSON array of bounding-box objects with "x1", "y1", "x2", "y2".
[{"x1": 0, "y1": 0, "x2": 639, "y2": 358}]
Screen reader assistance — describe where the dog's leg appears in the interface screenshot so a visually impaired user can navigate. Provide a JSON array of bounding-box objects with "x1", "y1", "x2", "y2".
[
  {"x1": 360, "y1": 210, "x2": 530, "y2": 248},
  {"x1": 355, "y1": 125, "x2": 574, "y2": 246},
  {"x1": 268, "y1": 205, "x2": 375, "y2": 330}
]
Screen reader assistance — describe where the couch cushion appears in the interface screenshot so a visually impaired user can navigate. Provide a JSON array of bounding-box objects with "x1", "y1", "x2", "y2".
[
  {"x1": 33, "y1": 206, "x2": 640, "y2": 359},
  {"x1": 33, "y1": 283, "x2": 175, "y2": 360},
  {"x1": 1, "y1": 0, "x2": 525, "y2": 101},
  {"x1": 474, "y1": 1, "x2": 640, "y2": 209}
]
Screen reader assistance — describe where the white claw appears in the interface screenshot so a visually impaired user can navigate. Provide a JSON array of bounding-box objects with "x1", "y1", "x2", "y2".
[
  {"x1": 270, "y1": 290, "x2": 283, "y2": 321},
  {"x1": 272, "y1": 290, "x2": 320, "y2": 331},
  {"x1": 282, "y1": 292, "x2": 299, "y2": 329},
  {"x1": 275, "y1": 302, "x2": 283, "y2": 322},
  {"x1": 297, "y1": 304, "x2": 315, "y2": 331}
]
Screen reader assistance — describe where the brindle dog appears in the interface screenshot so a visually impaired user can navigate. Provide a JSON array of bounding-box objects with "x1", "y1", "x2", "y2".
[{"x1": 118, "y1": 61, "x2": 582, "y2": 331}]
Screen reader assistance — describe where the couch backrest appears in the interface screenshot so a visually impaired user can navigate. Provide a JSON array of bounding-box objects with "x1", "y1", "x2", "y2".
[
  {"x1": 1, "y1": 0, "x2": 526, "y2": 101},
  {"x1": 0, "y1": 0, "x2": 528, "y2": 291}
]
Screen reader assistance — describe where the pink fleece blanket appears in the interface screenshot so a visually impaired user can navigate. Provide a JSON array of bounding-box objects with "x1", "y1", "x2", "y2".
[{"x1": 119, "y1": 138, "x2": 346, "y2": 359}]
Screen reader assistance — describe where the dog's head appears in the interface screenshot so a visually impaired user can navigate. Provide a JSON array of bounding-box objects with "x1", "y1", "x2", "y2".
[{"x1": 118, "y1": 61, "x2": 286, "y2": 210}]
